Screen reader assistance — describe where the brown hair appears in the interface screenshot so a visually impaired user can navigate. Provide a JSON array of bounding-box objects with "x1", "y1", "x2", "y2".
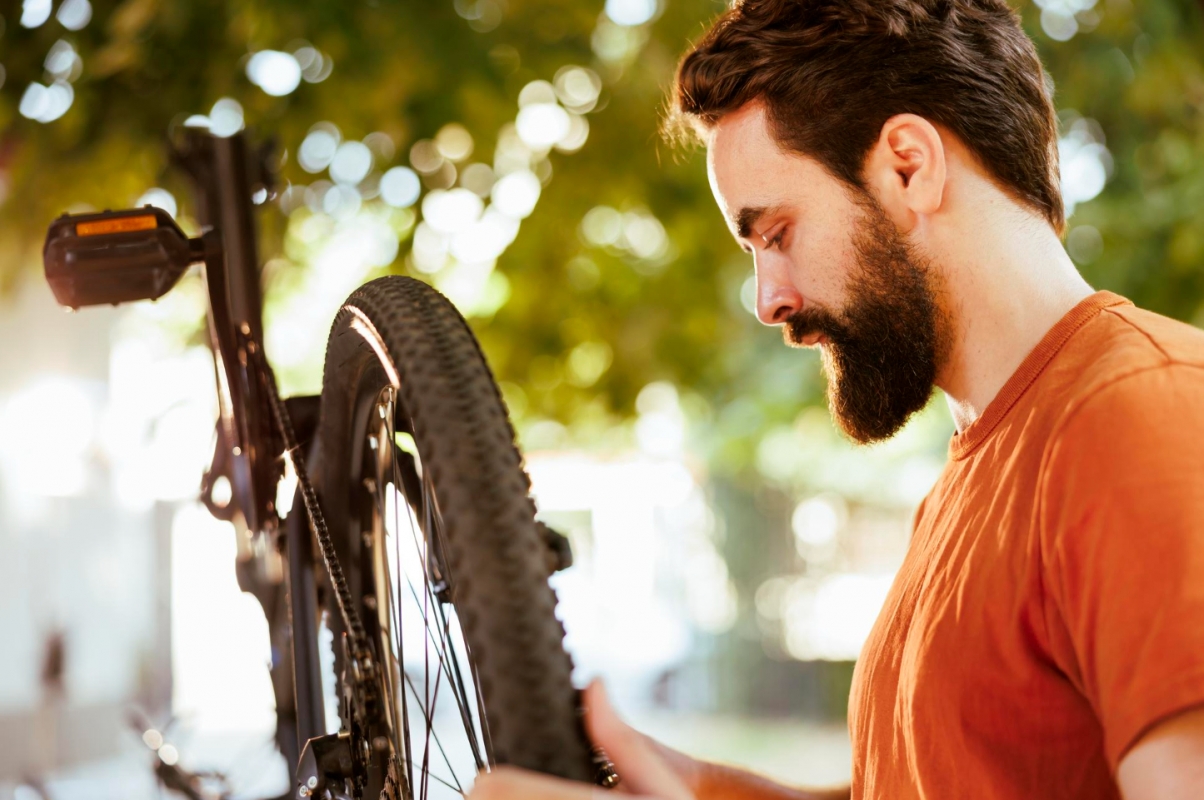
[{"x1": 670, "y1": 0, "x2": 1064, "y2": 233}]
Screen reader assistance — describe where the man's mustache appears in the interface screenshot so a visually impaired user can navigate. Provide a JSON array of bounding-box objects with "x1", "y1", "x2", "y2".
[{"x1": 784, "y1": 307, "x2": 845, "y2": 348}]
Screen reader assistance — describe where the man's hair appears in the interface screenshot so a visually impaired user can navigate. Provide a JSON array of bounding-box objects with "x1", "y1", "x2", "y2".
[{"x1": 669, "y1": 0, "x2": 1064, "y2": 233}]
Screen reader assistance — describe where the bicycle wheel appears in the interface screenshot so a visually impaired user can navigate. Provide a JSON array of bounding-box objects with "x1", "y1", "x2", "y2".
[{"x1": 314, "y1": 275, "x2": 594, "y2": 799}]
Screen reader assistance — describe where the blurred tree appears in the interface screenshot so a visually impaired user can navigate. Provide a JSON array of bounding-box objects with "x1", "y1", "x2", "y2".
[{"x1": 1, "y1": 0, "x2": 1200, "y2": 464}]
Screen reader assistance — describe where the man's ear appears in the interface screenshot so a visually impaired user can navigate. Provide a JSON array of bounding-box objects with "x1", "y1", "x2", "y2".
[{"x1": 862, "y1": 114, "x2": 947, "y2": 230}]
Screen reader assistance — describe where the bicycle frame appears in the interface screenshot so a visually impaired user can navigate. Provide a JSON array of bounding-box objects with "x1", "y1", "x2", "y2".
[
  {"x1": 172, "y1": 129, "x2": 277, "y2": 536},
  {"x1": 45, "y1": 127, "x2": 607, "y2": 798},
  {"x1": 172, "y1": 129, "x2": 329, "y2": 765},
  {"x1": 43, "y1": 127, "x2": 329, "y2": 779}
]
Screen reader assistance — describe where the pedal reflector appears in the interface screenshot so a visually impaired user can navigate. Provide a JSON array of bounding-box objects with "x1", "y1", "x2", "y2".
[{"x1": 76, "y1": 214, "x2": 158, "y2": 236}]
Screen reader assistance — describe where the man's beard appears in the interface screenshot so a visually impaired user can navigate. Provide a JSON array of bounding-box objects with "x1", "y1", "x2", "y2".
[{"x1": 785, "y1": 195, "x2": 948, "y2": 444}]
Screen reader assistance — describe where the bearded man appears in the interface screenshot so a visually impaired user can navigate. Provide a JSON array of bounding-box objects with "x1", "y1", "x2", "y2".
[{"x1": 471, "y1": 1, "x2": 1204, "y2": 798}]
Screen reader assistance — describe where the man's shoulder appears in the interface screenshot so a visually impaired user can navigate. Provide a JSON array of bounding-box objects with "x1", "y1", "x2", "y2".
[
  {"x1": 1055, "y1": 301, "x2": 1204, "y2": 407},
  {"x1": 1102, "y1": 304, "x2": 1204, "y2": 368},
  {"x1": 1047, "y1": 303, "x2": 1204, "y2": 447}
]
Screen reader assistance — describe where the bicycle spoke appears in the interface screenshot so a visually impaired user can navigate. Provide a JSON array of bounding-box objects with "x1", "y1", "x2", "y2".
[
  {"x1": 384, "y1": 398, "x2": 416, "y2": 799},
  {"x1": 422, "y1": 469, "x2": 494, "y2": 766},
  {"x1": 435, "y1": 606, "x2": 485, "y2": 770},
  {"x1": 402, "y1": 668, "x2": 463, "y2": 797},
  {"x1": 424, "y1": 769, "x2": 466, "y2": 797},
  {"x1": 414, "y1": 471, "x2": 484, "y2": 770},
  {"x1": 394, "y1": 483, "x2": 474, "y2": 716},
  {"x1": 382, "y1": 433, "x2": 476, "y2": 751},
  {"x1": 367, "y1": 391, "x2": 496, "y2": 799},
  {"x1": 420, "y1": 653, "x2": 447, "y2": 800},
  {"x1": 421, "y1": 524, "x2": 433, "y2": 800}
]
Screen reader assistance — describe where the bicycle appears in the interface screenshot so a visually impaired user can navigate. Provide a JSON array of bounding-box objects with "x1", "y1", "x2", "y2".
[{"x1": 41, "y1": 127, "x2": 609, "y2": 800}]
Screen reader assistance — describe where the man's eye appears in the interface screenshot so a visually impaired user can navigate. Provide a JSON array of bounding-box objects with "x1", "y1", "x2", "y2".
[{"x1": 767, "y1": 228, "x2": 787, "y2": 249}]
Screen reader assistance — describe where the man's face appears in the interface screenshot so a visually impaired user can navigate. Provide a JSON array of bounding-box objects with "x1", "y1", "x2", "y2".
[{"x1": 706, "y1": 103, "x2": 947, "y2": 443}]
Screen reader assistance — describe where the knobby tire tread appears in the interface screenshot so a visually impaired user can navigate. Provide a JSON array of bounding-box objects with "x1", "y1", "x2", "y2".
[{"x1": 314, "y1": 275, "x2": 593, "y2": 786}]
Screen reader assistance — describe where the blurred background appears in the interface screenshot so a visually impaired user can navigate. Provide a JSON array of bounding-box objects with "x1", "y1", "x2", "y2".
[{"x1": 0, "y1": 0, "x2": 1202, "y2": 797}]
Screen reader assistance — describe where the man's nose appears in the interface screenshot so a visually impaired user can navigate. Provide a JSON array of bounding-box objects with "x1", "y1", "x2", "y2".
[{"x1": 755, "y1": 258, "x2": 803, "y2": 326}]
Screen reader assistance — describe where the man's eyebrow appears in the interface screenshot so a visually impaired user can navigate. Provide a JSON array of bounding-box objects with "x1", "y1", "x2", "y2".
[{"x1": 735, "y1": 205, "x2": 785, "y2": 240}]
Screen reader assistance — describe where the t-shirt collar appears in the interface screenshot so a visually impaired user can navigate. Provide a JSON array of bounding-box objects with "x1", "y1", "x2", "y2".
[{"x1": 947, "y1": 290, "x2": 1132, "y2": 461}]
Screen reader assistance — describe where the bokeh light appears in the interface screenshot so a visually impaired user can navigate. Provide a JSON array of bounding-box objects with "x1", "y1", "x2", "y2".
[
  {"x1": 1067, "y1": 224, "x2": 1103, "y2": 264},
  {"x1": 621, "y1": 210, "x2": 668, "y2": 260},
  {"x1": 555, "y1": 114, "x2": 590, "y2": 154},
  {"x1": 45, "y1": 40, "x2": 82, "y2": 82},
  {"x1": 363, "y1": 131, "x2": 396, "y2": 162},
  {"x1": 792, "y1": 495, "x2": 845, "y2": 549},
  {"x1": 18, "y1": 81, "x2": 74, "y2": 123},
  {"x1": 299, "y1": 123, "x2": 341, "y2": 173},
  {"x1": 449, "y1": 208, "x2": 520, "y2": 263},
  {"x1": 567, "y1": 341, "x2": 613, "y2": 387},
  {"x1": 582, "y1": 206, "x2": 623, "y2": 247},
  {"x1": 1035, "y1": 0, "x2": 1098, "y2": 41},
  {"x1": 592, "y1": 17, "x2": 649, "y2": 63},
  {"x1": 322, "y1": 184, "x2": 362, "y2": 218},
  {"x1": 516, "y1": 103, "x2": 571, "y2": 151},
  {"x1": 493, "y1": 124, "x2": 533, "y2": 176},
  {"x1": 294, "y1": 46, "x2": 333, "y2": 83},
  {"x1": 135, "y1": 187, "x2": 178, "y2": 219},
  {"x1": 412, "y1": 221, "x2": 450, "y2": 274},
  {"x1": 605, "y1": 0, "x2": 659, "y2": 27},
  {"x1": 554, "y1": 66, "x2": 603, "y2": 113},
  {"x1": 435, "y1": 123, "x2": 475, "y2": 162},
  {"x1": 56, "y1": 0, "x2": 93, "y2": 30},
  {"x1": 157, "y1": 744, "x2": 179, "y2": 766},
  {"x1": 455, "y1": 0, "x2": 504, "y2": 32},
  {"x1": 329, "y1": 141, "x2": 373, "y2": 185},
  {"x1": 141, "y1": 729, "x2": 164, "y2": 751},
  {"x1": 518, "y1": 79, "x2": 558, "y2": 107},
  {"x1": 740, "y1": 274, "x2": 757, "y2": 316},
  {"x1": 380, "y1": 166, "x2": 422, "y2": 208},
  {"x1": 207, "y1": 97, "x2": 245, "y2": 137},
  {"x1": 490, "y1": 170, "x2": 541, "y2": 219},
  {"x1": 459, "y1": 162, "x2": 496, "y2": 198},
  {"x1": 1059, "y1": 114, "x2": 1112, "y2": 215},
  {"x1": 246, "y1": 50, "x2": 303, "y2": 97},
  {"x1": 20, "y1": 0, "x2": 52, "y2": 29},
  {"x1": 422, "y1": 188, "x2": 484, "y2": 234},
  {"x1": 409, "y1": 139, "x2": 445, "y2": 174}
]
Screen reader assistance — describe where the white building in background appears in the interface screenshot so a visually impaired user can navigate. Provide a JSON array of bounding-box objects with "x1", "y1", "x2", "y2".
[{"x1": 0, "y1": 278, "x2": 170, "y2": 790}]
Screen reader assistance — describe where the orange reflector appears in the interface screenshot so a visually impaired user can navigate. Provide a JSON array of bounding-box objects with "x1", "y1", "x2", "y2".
[{"x1": 76, "y1": 215, "x2": 158, "y2": 237}]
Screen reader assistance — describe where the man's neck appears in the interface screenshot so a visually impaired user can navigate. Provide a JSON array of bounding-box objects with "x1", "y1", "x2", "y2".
[{"x1": 933, "y1": 213, "x2": 1095, "y2": 433}]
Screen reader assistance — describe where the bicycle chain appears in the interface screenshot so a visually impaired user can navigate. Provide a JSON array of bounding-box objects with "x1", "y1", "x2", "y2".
[
  {"x1": 247, "y1": 337, "x2": 372, "y2": 666},
  {"x1": 249, "y1": 337, "x2": 412, "y2": 800}
]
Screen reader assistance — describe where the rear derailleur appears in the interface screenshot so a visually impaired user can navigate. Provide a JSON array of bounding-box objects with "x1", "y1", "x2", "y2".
[{"x1": 293, "y1": 637, "x2": 391, "y2": 800}]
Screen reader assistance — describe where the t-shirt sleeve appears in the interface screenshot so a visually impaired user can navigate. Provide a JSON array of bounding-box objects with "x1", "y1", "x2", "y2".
[{"x1": 1039, "y1": 364, "x2": 1204, "y2": 773}]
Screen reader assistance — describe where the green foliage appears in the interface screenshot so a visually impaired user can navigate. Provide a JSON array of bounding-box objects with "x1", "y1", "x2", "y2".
[
  {"x1": 1028, "y1": 0, "x2": 1204, "y2": 323},
  {"x1": 1, "y1": 0, "x2": 1202, "y2": 490}
]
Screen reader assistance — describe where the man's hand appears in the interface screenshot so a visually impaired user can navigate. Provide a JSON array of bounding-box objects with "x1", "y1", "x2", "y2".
[{"x1": 469, "y1": 681, "x2": 694, "y2": 799}]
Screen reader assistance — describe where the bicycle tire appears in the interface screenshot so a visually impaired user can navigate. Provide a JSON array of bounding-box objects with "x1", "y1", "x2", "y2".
[{"x1": 314, "y1": 275, "x2": 594, "y2": 794}]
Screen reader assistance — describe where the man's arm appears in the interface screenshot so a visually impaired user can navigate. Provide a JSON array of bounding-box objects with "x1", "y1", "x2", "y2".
[
  {"x1": 647, "y1": 734, "x2": 849, "y2": 800},
  {"x1": 1038, "y1": 365, "x2": 1204, "y2": 792},
  {"x1": 469, "y1": 682, "x2": 850, "y2": 800},
  {"x1": 1117, "y1": 704, "x2": 1204, "y2": 800},
  {"x1": 690, "y1": 762, "x2": 849, "y2": 800}
]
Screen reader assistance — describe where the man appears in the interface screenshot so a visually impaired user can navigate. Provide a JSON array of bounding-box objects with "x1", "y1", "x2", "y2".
[{"x1": 472, "y1": 0, "x2": 1204, "y2": 798}]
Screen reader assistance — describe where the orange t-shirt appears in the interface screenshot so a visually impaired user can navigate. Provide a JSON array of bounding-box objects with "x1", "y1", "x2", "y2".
[{"x1": 848, "y1": 291, "x2": 1204, "y2": 799}]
